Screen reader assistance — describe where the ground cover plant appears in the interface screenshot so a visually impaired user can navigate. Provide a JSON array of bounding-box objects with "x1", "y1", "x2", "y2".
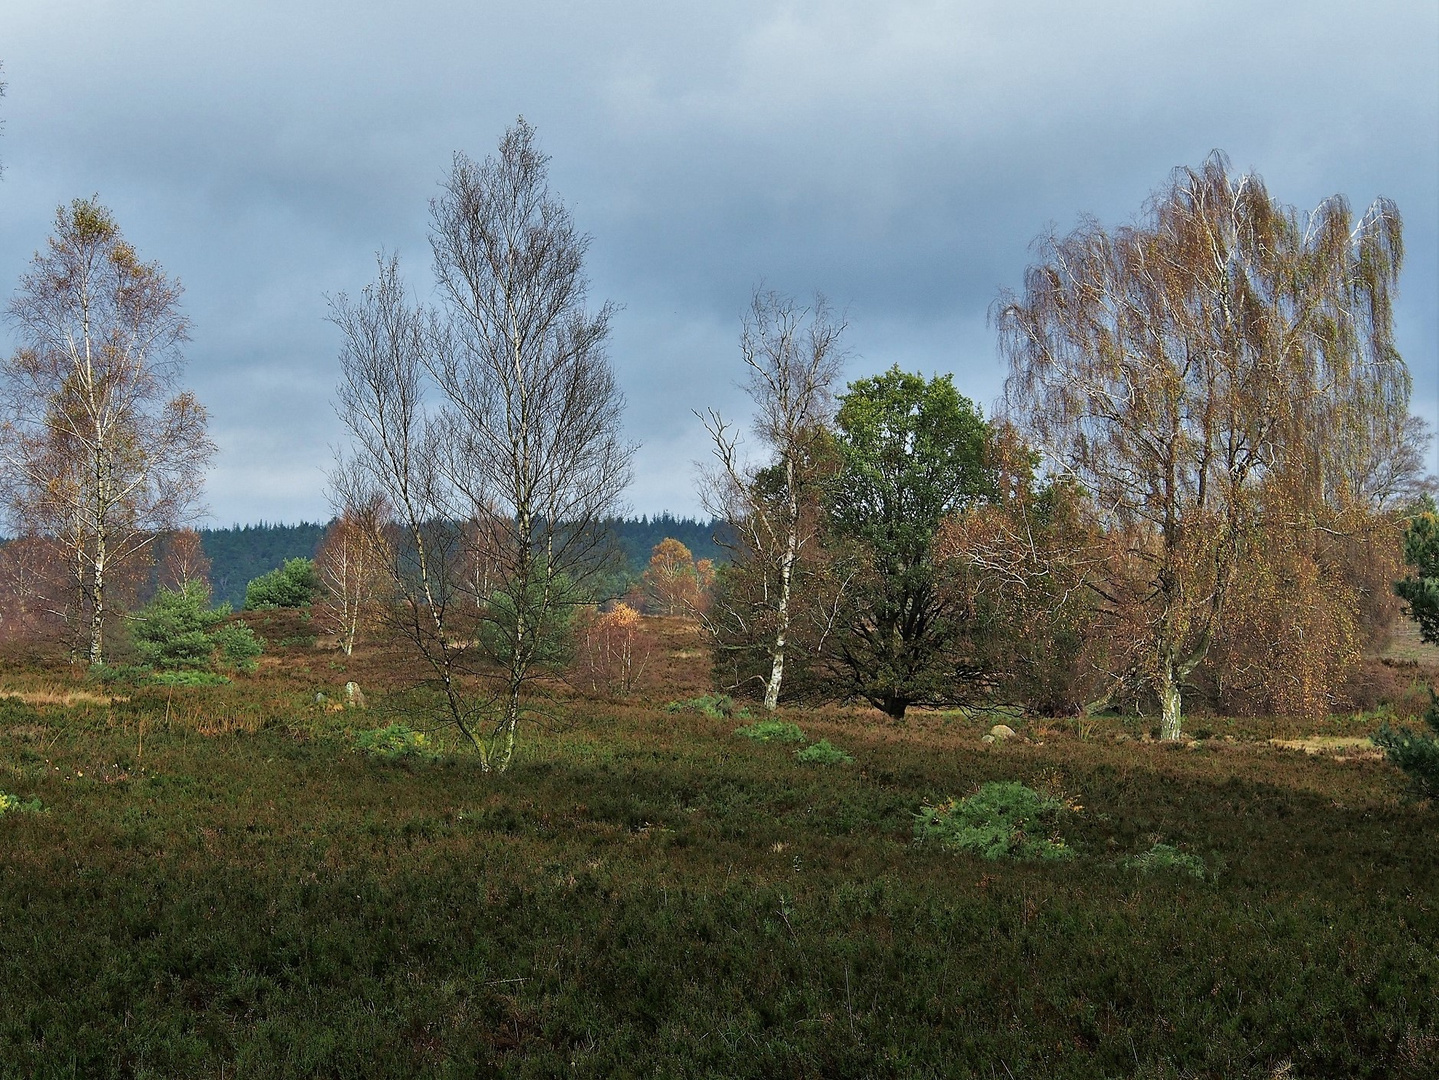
[
  {"x1": 733, "y1": 717, "x2": 805, "y2": 742},
  {"x1": 0, "y1": 628, "x2": 1437, "y2": 1079},
  {"x1": 914, "y1": 780, "x2": 1072, "y2": 861},
  {"x1": 793, "y1": 737, "x2": 854, "y2": 765}
]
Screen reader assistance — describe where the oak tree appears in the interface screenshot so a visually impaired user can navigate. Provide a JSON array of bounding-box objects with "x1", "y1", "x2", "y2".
[{"x1": 824, "y1": 367, "x2": 993, "y2": 718}]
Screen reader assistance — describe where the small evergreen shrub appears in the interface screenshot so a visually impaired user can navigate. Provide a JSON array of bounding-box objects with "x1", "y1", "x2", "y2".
[
  {"x1": 0, "y1": 791, "x2": 43, "y2": 815},
  {"x1": 733, "y1": 718, "x2": 806, "y2": 742},
  {"x1": 133, "y1": 582, "x2": 264, "y2": 674},
  {"x1": 915, "y1": 781, "x2": 1073, "y2": 861},
  {"x1": 1122, "y1": 842, "x2": 1207, "y2": 880},
  {"x1": 244, "y1": 558, "x2": 322, "y2": 610},
  {"x1": 354, "y1": 723, "x2": 433, "y2": 761},
  {"x1": 794, "y1": 739, "x2": 854, "y2": 765},
  {"x1": 1373, "y1": 692, "x2": 1439, "y2": 799}
]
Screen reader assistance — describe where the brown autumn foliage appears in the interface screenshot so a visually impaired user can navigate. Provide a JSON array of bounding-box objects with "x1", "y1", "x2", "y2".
[
  {"x1": 155, "y1": 529, "x2": 212, "y2": 596},
  {"x1": 571, "y1": 603, "x2": 652, "y2": 697},
  {"x1": 937, "y1": 425, "x2": 1108, "y2": 715},
  {"x1": 999, "y1": 151, "x2": 1416, "y2": 733},
  {"x1": 641, "y1": 538, "x2": 704, "y2": 616},
  {"x1": 316, "y1": 502, "x2": 392, "y2": 656}
]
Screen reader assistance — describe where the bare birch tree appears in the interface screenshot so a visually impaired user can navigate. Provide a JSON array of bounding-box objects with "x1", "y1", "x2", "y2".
[
  {"x1": 331, "y1": 120, "x2": 632, "y2": 772},
  {"x1": 1, "y1": 199, "x2": 214, "y2": 663},
  {"x1": 316, "y1": 494, "x2": 391, "y2": 656},
  {"x1": 999, "y1": 152, "x2": 1410, "y2": 738},
  {"x1": 699, "y1": 289, "x2": 845, "y2": 709}
]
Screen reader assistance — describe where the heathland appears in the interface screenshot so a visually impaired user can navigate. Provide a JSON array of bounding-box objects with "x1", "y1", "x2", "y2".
[{"x1": 1, "y1": 612, "x2": 1435, "y2": 1078}]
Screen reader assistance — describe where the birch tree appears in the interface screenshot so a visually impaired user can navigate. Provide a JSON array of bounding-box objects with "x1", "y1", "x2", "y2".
[
  {"x1": 332, "y1": 120, "x2": 632, "y2": 772},
  {"x1": 1, "y1": 199, "x2": 214, "y2": 663},
  {"x1": 999, "y1": 152, "x2": 1410, "y2": 738},
  {"x1": 699, "y1": 289, "x2": 845, "y2": 709}
]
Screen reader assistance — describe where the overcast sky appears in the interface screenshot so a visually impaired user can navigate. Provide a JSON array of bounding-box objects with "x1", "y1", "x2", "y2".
[{"x1": 1, "y1": 1, "x2": 1435, "y2": 526}]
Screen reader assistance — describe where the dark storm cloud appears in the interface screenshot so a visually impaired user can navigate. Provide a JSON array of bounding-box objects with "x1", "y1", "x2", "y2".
[{"x1": 1, "y1": 1, "x2": 1435, "y2": 522}]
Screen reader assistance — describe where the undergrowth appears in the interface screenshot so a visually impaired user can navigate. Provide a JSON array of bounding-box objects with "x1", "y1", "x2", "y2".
[
  {"x1": 915, "y1": 781, "x2": 1074, "y2": 861},
  {"x1": 0, "y1": 670, "x2": 1434, "y2": 1077},
  {"x1": 734, "y1": 718, "x2": 806, "y2": 743}
]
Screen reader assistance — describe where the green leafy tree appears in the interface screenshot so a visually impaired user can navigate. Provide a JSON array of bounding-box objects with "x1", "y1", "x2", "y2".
[
  {"x1": 244, "y1": 557, "x2": 321, "y2": 610},
  {"x1": 825, "y1": 367, "x2": 993, "y2": 718},
  {"x1": 1378, "y1": 507, "x2": 1439, "y2": 797},
  {"x1": 1394, "y1": 511, "x2": 1439, "y2": 645},
  {"x1": 133, "y1": 580, "x2": 262, "y2": 672}
]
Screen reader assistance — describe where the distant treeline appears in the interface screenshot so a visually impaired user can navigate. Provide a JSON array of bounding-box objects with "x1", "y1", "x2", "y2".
[
  {"x1": 199, "y1": 523, "x2": 330, "y2": 608},
  {"x1": 198, "y1": 515, "x2": 728, "y2": 608}
]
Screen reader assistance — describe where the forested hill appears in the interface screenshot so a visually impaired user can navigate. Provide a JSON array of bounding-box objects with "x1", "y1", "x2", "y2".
[
  {"x1": 198, "y1": 516, "x2": 728, "y2": 609},
  {"x1": 600, "y1": 514, "x2": 728, "y2": 572},
  {"x1": 200, "y1": 523, "x2": 329, "y2": 608}
]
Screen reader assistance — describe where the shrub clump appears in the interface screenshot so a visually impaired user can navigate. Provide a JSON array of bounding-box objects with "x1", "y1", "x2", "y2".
[
  {"x1": 734, "y1": 718, "x2": 806, "y2": 743},
  {"x1": 795, "y1": 739, "x2": 854, "y2": 765},
  {"x1": 1373, "y1": 692, "x2": 1439, "y2": 799},
  {"x1": 668, "y1": 694, "x2": 746, "y2": 720},
  {"x1": 244, "y1": 557, "x2": 322, "y2": 610},
  {"x1": 915, "y1": 781, "x2": 1073, "y2": 861},
  {"x1": 132, "y1": 581, "x2": 264, "y2": 676},
  {"x1": 0, "y1": 791, "x2": 43, "y2": 815},
  {"x1": 1122, "y1": 842, "x2": 1207, "y2": 880},
  {"x1": 354, "y1": 723, "x2": 434, "y2": 761}
]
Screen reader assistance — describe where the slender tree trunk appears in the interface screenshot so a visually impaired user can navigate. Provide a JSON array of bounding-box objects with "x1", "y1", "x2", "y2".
[
  {"x1": 1158, "y1": 656, "x2": 1182, "y2": 740},
  {"x1": 763, "y1": 457, "x2": 800, "y2": 711}
]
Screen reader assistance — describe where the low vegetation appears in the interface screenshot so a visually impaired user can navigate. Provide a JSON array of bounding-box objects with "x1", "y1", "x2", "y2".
[{"x1": 0, "y1": 616, "x2": 1436, "y2": 1078}]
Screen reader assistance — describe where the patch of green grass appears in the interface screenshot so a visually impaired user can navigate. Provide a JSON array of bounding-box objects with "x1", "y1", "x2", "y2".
[
  {"x1": 667, "y1": 693, "x2": 747, "y2": 720},
  {"x1": 0, "y1": 790, "x2": 43, "y2": 814},
  {"x1": 148, "y1": 669, "x2": 232, "y2": 688},
  {"x1": 915, "y1": 781, "x2": 1074, "y2": 861},
  {"x1": 734, "y1": 718, "x2": 806, "y2": 743},
  {"x1": 794, "y1": 738, "x2": 854, "y2": 764},
  {"x1": 353, "y1": 722, "x2": 435, "y2": 761},
  {"x1": 1122, "y1": 841, "x2": 1207, "y2": 880}
]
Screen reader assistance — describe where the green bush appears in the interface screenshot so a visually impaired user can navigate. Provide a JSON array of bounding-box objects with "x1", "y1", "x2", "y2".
[
  {"x1": 212, "y1": 622, "x2": 264, "y2": 672},
  {"x1": 354, "y1": 723, "x2": 434, "y2": 761},
  {"x1": 794, "y1": 739, "x2": 854, "y2": 765},
  {"x1": 1122, "y1": 842, "x2": 1207, "y2": 880},
  {"x1": 0, "y1": 791, "x2": 43, "y2": 815},
  {"x1": 1373, "y1": 692, "x2": 1439, "y2": 799},
  {"x1": 132, "y1": 582, "x2": 264, "y2": 675},
  {"x1": 669, "y1": 694, "x2": 746, "y2": 720},
  {"x1": 244, "y1": 557, "x2": 322, "y2": 610},
  {"x1": 733, "y1": 718, "x2": 805, "y2": 742},
  {"x1": 915, "y1": 781, "x2": 1073, "y2": 861}
]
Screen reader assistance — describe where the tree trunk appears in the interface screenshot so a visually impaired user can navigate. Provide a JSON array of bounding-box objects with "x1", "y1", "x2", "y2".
[{"x1": 1158, "y1": 658, "x2": 1183, "y2": 740}]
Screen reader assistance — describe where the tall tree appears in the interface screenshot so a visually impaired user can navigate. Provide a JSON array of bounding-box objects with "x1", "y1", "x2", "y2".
[
  {"x1": 999, "y1": 152, "x2": 1411, "y2": 737},
  {"x1": 699, "y1": 289, "x2": 846, "y2": 709},
  {"x1": 642, "y1": 537, "x2": 701, "y2": 615},
  {"x1": 332, "y1": 119, "x2": 632, "y2": 772},
  {"x1": 824, "y1": 367, "x2": 993, "y2": 718},
  {"x1": 0, "y1": 199, "x2": 214, "y2": 663},
  {"x1": 316, "y1": 497, "x2": 391, "y2": 656}
]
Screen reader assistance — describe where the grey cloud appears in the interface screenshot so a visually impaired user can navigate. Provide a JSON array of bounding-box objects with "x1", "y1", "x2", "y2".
[{"x1": 1, "y1": 0, "x2": 1434, "y2": 523}]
